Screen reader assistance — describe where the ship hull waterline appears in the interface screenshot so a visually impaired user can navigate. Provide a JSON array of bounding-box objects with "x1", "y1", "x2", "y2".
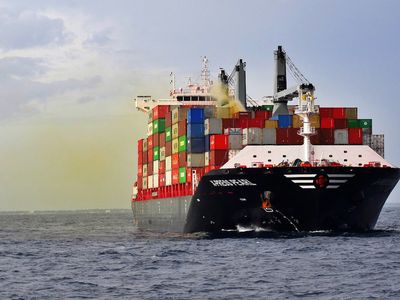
[{"x1": 132, "y1": 167, "x2": 400, "y2": 233}]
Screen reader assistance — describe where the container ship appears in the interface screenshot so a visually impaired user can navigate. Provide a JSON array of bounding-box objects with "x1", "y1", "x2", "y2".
[{"x1": 131, "y1": 46, "x2": 400, "y2": 233}]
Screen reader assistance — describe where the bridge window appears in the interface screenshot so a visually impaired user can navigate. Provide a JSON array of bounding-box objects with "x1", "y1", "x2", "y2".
[
  {"x1": 184, "y1": 96, "x2": 190, "y2": 101},
  {"x1": 283, "y1": 155, "x2": 286, "y2": 158},
  {"x1": 177, "y1": 96, "x2": 183, "y2": 101}
]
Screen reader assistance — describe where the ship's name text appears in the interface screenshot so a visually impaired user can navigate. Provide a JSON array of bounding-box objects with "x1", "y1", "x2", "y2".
[{"x1": 209, "y1": 179, "x2": 257, "y2": 187}]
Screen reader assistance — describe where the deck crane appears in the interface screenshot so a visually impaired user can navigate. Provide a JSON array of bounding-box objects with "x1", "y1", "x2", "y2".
[{"x1": 272, "y1": 46, "x2": 315, "y2": 116}]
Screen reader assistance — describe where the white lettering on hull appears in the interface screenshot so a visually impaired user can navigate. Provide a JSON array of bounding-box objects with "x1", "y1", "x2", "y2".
[{"x1": 209, "y1": 179, "x2": 257, "y2": 187}]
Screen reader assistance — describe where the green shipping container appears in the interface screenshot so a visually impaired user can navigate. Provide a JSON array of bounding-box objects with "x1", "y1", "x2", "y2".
[
  {"x1": 347, "y1": 119, "x2": 359, "y2": 128},
  {"x1": 165, "y1": 127, "x2": 172, "y2": 142},
  {"x1": 261, "y1": 105, "x2": 274, "y2": 111},
  {"x1": 153, "y1": 119, "x2": 165, "y2": 134},
  {"x1": 179, "y1": 167, "x2": 186, "y2": 183},
  {"x1": 358, "y1": 119, "x2": 372, "y2": 128},
  {"x1": 178, "y1": 135, "x2": 187, "y2": 152},
  {"x1": 153, "y1": 146, "x2": 160, "y2": 161}
]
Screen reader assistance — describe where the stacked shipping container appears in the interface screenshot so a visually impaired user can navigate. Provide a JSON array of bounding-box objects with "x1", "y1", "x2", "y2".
[{"x1": 136, "y1": 105, "x2": 376, "y2": 200}]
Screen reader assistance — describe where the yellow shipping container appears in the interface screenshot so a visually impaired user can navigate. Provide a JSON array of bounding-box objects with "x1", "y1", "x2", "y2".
[
  {"x1": 345, "y1": 107, "x2": 358, "y2": 119},
  {"x1": 264, "y1": 120, "x2": 278, "y2": 128},
  {"x1": 216, "y1": 106, "x2": 231, "y2": 118},
  {"x1": 310, "y1": 114, "x2": 320, "y2": 128},
  {"x1": 172, "y1": 107, "x2": 188, "y2": 124},
  {"x1": 172, "y1": 123, "x2": 179, "y2": 139},
  {"x1": 172, "y1": 138, "x2": 179, "y2": 154},
  {"x1": 291, "y1": 114, "x2": 320, "y2": 128},
  {"x1": 292, "y1": 115, "x2": 302, "y2": 128}
]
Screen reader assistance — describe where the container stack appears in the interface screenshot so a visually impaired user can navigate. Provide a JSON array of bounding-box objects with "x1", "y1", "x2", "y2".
[{"x1": 135, "y1": 104, "x2": 378, "y2": 201}]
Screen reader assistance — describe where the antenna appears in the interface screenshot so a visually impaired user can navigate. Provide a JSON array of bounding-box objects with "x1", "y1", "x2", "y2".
[
  {"x1": 170, "y1": 72, "x2": 176, "y2": 93},
  {"x1": 201, "y1": 56, "x2": 211, "y2": 87}
]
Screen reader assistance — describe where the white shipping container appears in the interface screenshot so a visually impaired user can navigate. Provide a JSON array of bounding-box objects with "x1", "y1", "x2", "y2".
[
  {"x1": 143, "y1": 164, "x2": 148, "y2": 176},
  {"x1": 229, "y1": 134, "x2": 243, "y2": 150},
  {"x1": 147, "y1": 175, "x2": 153, "y2": 189},
  {"x1": 165, "y1": 156, "x2": 172, "y2": 171},
  {"x1": 205, "y1": 152, "x2": 210, "y2": 166},
  {"x1": 188, "y1": 153, "x2": 205, "y2": 167},
  {"x1": 160, "y1": 146, "x2": 166, "y2": 161},
  {"x1": 165, "y1": 170, "x2": 172, "y2": 186},
  {"x1": 204, "y1": 106, "x2": 216, "y2": 118},
  {"x1": 153, "y1": 160, "x2": 159, "y2": 174},
  {"x1": 228, "y1": 149, "x2": 241, "y2": 160},
  {"x1": 153, "y1": 174, "x2": 159, "y2": 188},
  {"x1": 205, "y1": 118, "x2": 222, "y2": 135},
  {"x1": 142, "y1": 177, "x2": 148, "y2": 189},
  {"x1": 147, "y1": 123, "x2": 153, "y2": 136},
  {"x1": 242, "y1": 128, "x2": 262, "y2": 145},
  {"x1": 224, "y1": 128, "x2": 242, "y2": 135},
  {"x1": 334, "y1": 129, "x2": 349, "y2": 145},
  {"x1": 262, "y1": 128, "x2": 276, "y2": 144}
]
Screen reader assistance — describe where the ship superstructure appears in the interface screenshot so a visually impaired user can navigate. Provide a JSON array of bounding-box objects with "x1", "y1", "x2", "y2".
[{"x1": 132, "y1": 47, "x2": 399, "y2": 233}]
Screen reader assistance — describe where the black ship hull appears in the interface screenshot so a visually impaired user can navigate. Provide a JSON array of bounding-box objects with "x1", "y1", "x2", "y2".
[
  {"x1": 183, "y1": 167, "x2": 400, "y2": 233},
  {"x1": 132, "y1": 167, "x2": 400, "y2": 233}
]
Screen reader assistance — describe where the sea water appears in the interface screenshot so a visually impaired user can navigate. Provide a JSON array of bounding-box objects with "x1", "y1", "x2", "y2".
[{"x1": 1, "y1": 204, "x2": 400, "y2": 299}]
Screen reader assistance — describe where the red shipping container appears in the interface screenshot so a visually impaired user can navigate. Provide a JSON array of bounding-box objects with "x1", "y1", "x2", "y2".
[
  {"x1": 178, "y1": 120, "x2": 186, "y2": 136},
  {"x1": 159, "y1": 133, "x2": 166, "y2": 147},
  {"x1": 137, "y1": 175, "x2": 143, "y2": 190},
  {"x1": 222, "y1": 118, "x2": 237, "y2": 129},
  {"x1": 310, "y1": 129, "x2": 321, "y2": 144},
  {"x1": 148, "y1": 149, "x2": 153, "y2": 162},
  {"x1": 159, "y1": 173, "x2": 166, "y2": 187},
  {"x1": 159, "y1": 160, "x2": 166, "y2": 174},
  {"x1": 210, "y1": 134, "x2": 229, "y2": 150},
  {"x1": 147, "y1": 162, "x2": 153, "y2": 175},
  {"x1": 172, "y1": 168, "x2": 179, "y2": 185},
  {"x1": 142, "y1": 151, "x2": 148, "y2": 164},
  {"x1": 186, "y1": 167, "x2": 204, "y2": 183},
  {"x1": 255, "y1": 110, "x2": 272, "y2": 119},
  {"x1": 237, "y1": 118, "x2": 249, "y2": 128},
  {"x1": 348, "y1": 128, "x2": 363, "y2": 144},
  {"x1": 276, "y1": 128, "x2": 289, "y2": 144},
  {"x1": 172, "y1": 153, "x2": 179, "y2": 169},
  {"x1": 320, "y1": 117, "x2": 334, "y2": 128},
  {"x1": 165, "y1": 112, "x2": 172, "y2": 128},
  {"x1": 137, "y1": 163, "x2": 143, "y2": 176},
  {"x1": 248, "y1": 118, "x2": 264, "y2": 128},
  {"x1": 138, "y1": 139, "x2": 144, "y2": 152},
  {"x1": 334, "y1": 119, "x2": 347, "y2": 129},
  {"x1": 319, "y1": 129, "x2": 334, "y2": 144},
  {"x1": 210, "y1": 150, "x2": 229, "y2": 166},
  {"x1": 233, "y1": 112, "x2": 251, "y2": 119},
  {"x1": 179, "y1": 151, "x2": 187, "y2": 167},
  {"x1": 319, "y1": 107, "x2": 333, "y2": 118},
  {"x1": 165, "y1": 141, "x2": 172, "y2": 156},
  {"x1": 152, "y1": 105, "x2": 169, "y2": 120},
  {"x1": 288, "y1": 128, "x2": 303, "y2": 145},
  {"x1": 332, "y1": 107, "x2": 346, "y2": 119},
  {"x1": 147, "y1": 136, "x2": 153, "y2": 149},
  {"x1": 138, "y1": 151, "x2": 143, "y2": 165},
  {"x1": 153, "y1": 133, "x2": 160, "y2": 147}
]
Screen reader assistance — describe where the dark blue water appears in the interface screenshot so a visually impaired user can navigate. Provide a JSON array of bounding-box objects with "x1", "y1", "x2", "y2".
[{"x1": 1, "y1": 204, "x2": 400, "y2": 300}]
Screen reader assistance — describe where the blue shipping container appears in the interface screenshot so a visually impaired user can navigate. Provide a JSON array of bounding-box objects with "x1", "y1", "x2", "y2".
[
  {"x1": 204, "y1": 135, "x2": 210, "y2": 151},
  {"x1": 278, "y1": 114, "x2": 293, "y2": 128},
  {"x1": 187, "y1": 137, "x2": 205, "y2": 153},
  {"x1": 187, "y1": 123, "x2": 205, "y2": 138},
  {"x1": 187, "y1": 108, "x2": 204, "y2": 124}
]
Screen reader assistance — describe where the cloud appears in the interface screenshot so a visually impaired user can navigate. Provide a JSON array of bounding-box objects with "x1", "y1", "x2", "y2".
[
  {"x1": 84, "y1": 29, "x2": 112, "y2": 47},
  {"x1": 0, "y1": 56, "x2": 47, "y2": 79},
  {"x1": 0, "y1": 56, "x2": 102, "y2": 119},
  {"x1": 0, "y1": 10, "x2": 68, "y2": 50}
]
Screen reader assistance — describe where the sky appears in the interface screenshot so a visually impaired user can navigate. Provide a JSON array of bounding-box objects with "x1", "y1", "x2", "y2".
[{"x1": 0, "y1": 0, "x2": 400, "y2": 211}]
